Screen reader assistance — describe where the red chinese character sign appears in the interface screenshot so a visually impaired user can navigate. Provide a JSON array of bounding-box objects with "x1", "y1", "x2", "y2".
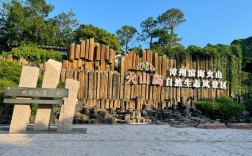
[
  {"x1": 125, "y1": 72, "x2": 163, "y2": 86},
  {"x1": 125, "y1": 61, "x2": 163, "y2": 86},
  {"x1": 125, "y1": 72, "x2": 137, "y2": 84},
  {"x1": 152, "y1": 74, "x2": 163, "y2": 86},
  {"x1": 139, "y1": 73, "x2": 150, "y2": 85}
]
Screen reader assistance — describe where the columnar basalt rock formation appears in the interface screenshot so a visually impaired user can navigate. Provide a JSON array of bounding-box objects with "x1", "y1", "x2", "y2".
[{"x1": 61, "y1": 38, "x2": 229, "y2": 115}]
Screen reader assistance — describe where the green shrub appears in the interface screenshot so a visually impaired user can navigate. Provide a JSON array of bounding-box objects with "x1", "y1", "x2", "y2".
[
  {"x1": 194, "y1": 96, "x2": 245, "y2": 120},
  {"x1": 57, "y1": 81, "x2": 65, "y2": 88},
  {"x1": 37, "y1": 76, "x2": 43, "y2": 88},
  {"x1": 0, "y1": 79, "x2": 18, "y2": 108},
  {"x1": 31, "y1": 104, "x2": 38, "y2": 115},
  {"x1": 0, "y1": 60, "x2": 21, "y2": 107},
  {"x1": 216, "y1": 96, "x2": 234, "y2": 104},
  {"x1": 0, "y1": 60, "x2": 22, "y2": 83},
  {"x1": 0, "y1": 52, "x2": 9, "y2": 58},
  {"x1": 11, "y1": 44, "x2": 63, "y2": 65},
  {"x1": 243, "y1": 99, "x2": 252, "y2": 114}
]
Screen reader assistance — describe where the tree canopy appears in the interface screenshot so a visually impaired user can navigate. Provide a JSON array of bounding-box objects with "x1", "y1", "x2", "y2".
[
  {"x1": 0, "y1": 0, "x2": 78, "y2": 48},
  {"x1": 231, "y1": 36, "x2": 252, "y2": 72},
  {"x1": 139, "y1": 8, "x2": 186, "y2": 52},
  {"x1": 116, "y1": 25, "x2": 138, "y2": 53},
  {"x1": 140, "y1": 17, "x2": 157, "y2": 48},
  {"x1": 0, "y1": 1, "x2": 187, "y2": 54},
  {"x1": 157, "y1": 8, "x2": 186, "y2": 35},
  {"x1": 72, "y1": 24, "x2": 120, "y2": 51}
]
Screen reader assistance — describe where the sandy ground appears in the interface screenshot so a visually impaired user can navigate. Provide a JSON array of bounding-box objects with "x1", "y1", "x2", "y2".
[{"x1": 0, "y1": 124, "x2": 252, "y2": 156}]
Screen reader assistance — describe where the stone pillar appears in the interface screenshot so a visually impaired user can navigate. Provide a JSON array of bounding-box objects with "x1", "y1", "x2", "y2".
[
  {"x1": 33, "y1": 59, "x2": 62, "y2": 131},
  {"x1": 57, "y1": 79, "x2": 80, "y2": 132},
  {"x1": 9, "y1": 66, "x2": 39, "y2": 133}
]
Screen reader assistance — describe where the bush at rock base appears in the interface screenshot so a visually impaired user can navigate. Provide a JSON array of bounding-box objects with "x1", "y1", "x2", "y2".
[
  {"x1": 194, "y1": 96, "x2": 245, "y2": 120},
  {"x1": 243, "y1": 99, "x2": 252, "y2": 116}
]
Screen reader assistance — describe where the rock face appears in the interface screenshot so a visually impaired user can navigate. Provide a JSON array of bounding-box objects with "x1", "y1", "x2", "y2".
[
  {"x1": 34, "y1": 59, "x2": 62, "y2": 131},
  {"x1": 57, "y1": 79, "x2": 80, "y2": 132},
  {"x1": 9, "y1": 66, "x2": 39, "y2": 133}
]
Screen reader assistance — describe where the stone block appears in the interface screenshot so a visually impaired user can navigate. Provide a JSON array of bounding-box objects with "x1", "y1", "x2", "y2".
[
  {"x1": 127, "y1": 120, "x2": 133, "y2": 124},
  {"x1": 135, "y1": 110, "x2": 141, "y2": 119},
  {"x1": 107, "y1": 117, "x2": 115, "y2": 124},
  {"x1": 9, "y1": 66, "x2": 39, "y2": 133},
  {"x1": 34, "y1": 59, "x2": 62, "y2": 131},
  {"x1": 124, "y1": 114, "x2": 131, "y2": 121},
  {"x1": 101, "y1": 110, "x2": 109, "y2": 118},
  {"x1": 136, "y1": 118, "x2": 141, "y2": 123},
  {"x1": 57, "y1": 79, "x2": 80, "y2": 132},
  {"x1": 131, "y1": 111, "x2": 136, "y2": 119}
]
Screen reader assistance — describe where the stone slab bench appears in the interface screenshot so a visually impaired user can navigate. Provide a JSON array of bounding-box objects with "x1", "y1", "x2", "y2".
[{"x1": 3, "y1": 59, "x2": 79, "y2": 133}]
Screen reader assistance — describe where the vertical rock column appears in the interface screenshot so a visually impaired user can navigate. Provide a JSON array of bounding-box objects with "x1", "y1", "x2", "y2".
[
  {"x1": 33, "y1": 59, "x2": 62, "y2": 131},
  {"x1": 57, "y1": 79, "x2": 80, "y2": 132},
  {"x1": 9, "y1": 66, "x2": 39, "y2": 133}
]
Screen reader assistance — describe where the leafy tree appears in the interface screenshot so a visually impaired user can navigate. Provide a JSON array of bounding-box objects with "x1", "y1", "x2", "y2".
[
  {"x1": 231, "y1": 36, "x2": 252, "y2": 99},
  {"x1": 157, "y1": 8, "x2": 186, "y2": 50},
  {"x1": 0, "y1": 0, "x2": 78, "y2": 47},
  {"x1": 129, "y1": 45, "x2": 143, "y2": 56},
  {"x1": 72, "y1": 24, "x2": 120, "y2": 51},
  {"x1": 150, "y1": 28, "x2": 170, "y2": 52},
  {"x1": 0, "y1": 0, "x2": 27, "y2": 44},
  {"x1": 231, "y1": 36, "x2": 252, "y2": 72},
  {"x1": 139, "y1": 8, "x2": 186, "y2": 52},
  {"x1": 0, "y1": 0, "x2": 53, "y2": 44},
  {"x1": 140, "y1": 17, "x2": 157, "y2": 48},
  {"x1": 48, "y1": 10, "x2": 78, "y2": 47},
  {"x1": 169, "y1": 45, "x2": 188, "y2": 63},
  {"x1": 116, "y1": 25, "x2": 137, "y2": 53}
]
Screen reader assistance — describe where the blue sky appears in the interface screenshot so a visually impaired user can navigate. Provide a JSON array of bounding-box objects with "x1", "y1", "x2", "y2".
[{"x1": 47, "y1": 0, "x2": 252, "y2": 48}]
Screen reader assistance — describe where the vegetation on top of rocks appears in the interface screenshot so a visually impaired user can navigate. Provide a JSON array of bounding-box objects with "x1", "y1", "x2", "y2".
[{"x1": 10, "y1": 44, "x2": 63, "y2": 65}]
